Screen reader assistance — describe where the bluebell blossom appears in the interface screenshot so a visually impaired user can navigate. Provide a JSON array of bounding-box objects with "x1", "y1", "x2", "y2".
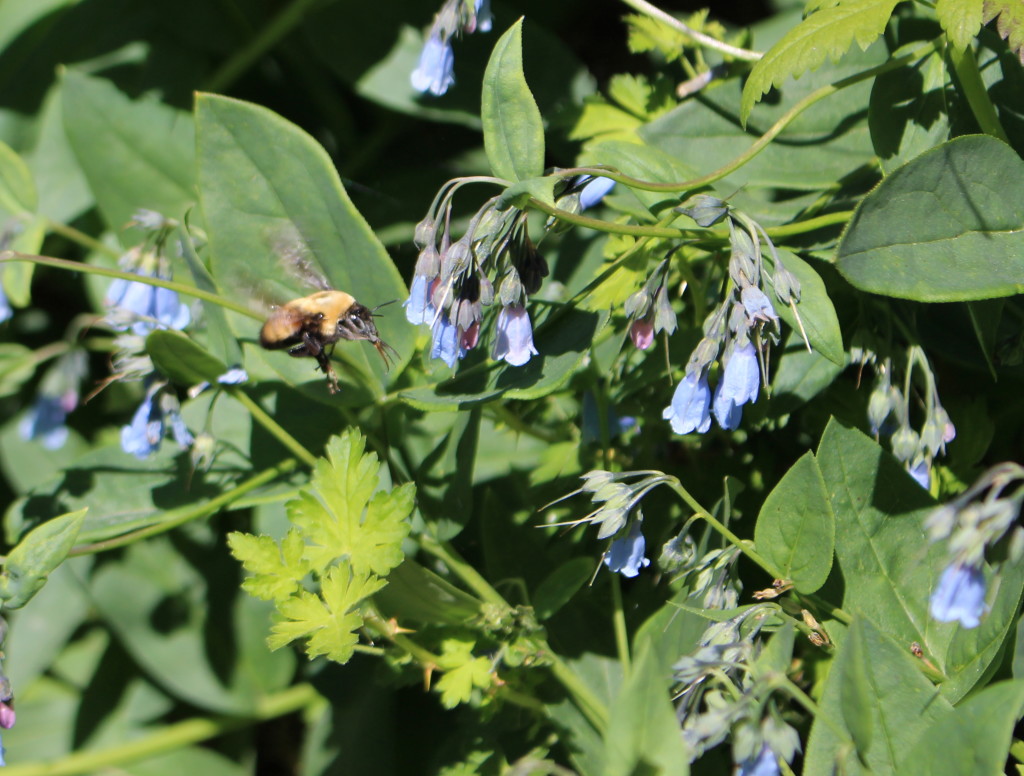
[
  {"x1": 492, "y1": 305, "x2": 538, "y2": 366},
  {"x1": 218, "y1": 367, "x2": 249, "y2": 385},
  {"x1": 474, "y1": 0, "x2": 493, "y2": 32},
  {"x1": 713, "y1": 342, "x2": 760, "y2": 430},
  {"x1": 663, "y1": 372, "x2": 712, "y2": 435},
  {"x1": 740, "y1": 286, "x2": 778, "y2": 326},
  {"x1": 404, "y1": 273, "x2": 436, "y2": 325},
  {"x1": 121, "y1": 385, "x2": 193, "y2": 459},
  {"x1": 738, "y1": 745, "x2": 779, "y2": 776},
  {"x1": 411, "y1": 33, "x2": 456, "y2": 96},
  {"x1": 106, "y1": 268, "x2": 191, "y2": 336},
  {"x1": 604, "y1": 522, "x2": 651, "y2": 578},
  {"x1": 630, "y1": 318, "x2": 654, "y2": 350},
  {"x1": 908, "y1": 458, "x2": 931, "y2": 490},
  {"x1": 579, "y1": 176, "x2": 616, "y2": 209},
  {"x1": 431, "y1": 312, "x2": 466, "y2": 368},
  {"x1": 930, "y1": 563, "x2": 987, "y2": 628},
  {"x1": 19, "y1": 393, "x2": 75, "y2": 450}
]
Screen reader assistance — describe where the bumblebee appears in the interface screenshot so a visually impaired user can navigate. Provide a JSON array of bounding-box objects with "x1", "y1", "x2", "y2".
[{"x1": 259, "y1": 290, "x2": 396, "y2": 393}]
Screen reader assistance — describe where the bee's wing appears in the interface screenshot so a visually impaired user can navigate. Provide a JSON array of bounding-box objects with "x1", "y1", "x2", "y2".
[{"x1": 271, "y1": 225, "x2": 332, "y2": 291}]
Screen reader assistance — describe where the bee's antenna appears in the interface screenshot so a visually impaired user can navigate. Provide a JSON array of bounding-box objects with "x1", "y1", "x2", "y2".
[{"x1": 371, "y1": 299, "x2": 398, "y2": 315}]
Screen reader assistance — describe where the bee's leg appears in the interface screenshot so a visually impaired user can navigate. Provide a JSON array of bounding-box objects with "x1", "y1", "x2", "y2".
[{"x1": 302, "y1": 331, "x2": 340, "y2": 393}]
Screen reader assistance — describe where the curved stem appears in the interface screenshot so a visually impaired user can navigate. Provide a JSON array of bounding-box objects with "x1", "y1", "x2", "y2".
[
  {"x1": 610, "y1": 575, "x2": 631, "y2": 675},
  {"x1": 418, "y1": 534, "x2": 507, "y2": 609},
  {"x1": 226, "y1": 388, "x2": 319, "y2": 468},
  {"x1": 44, "y1": 218, "x2": 120, "y2": 258},
  {"x1": 618, "y1": 0, "x2": 763, "y2": 61},
  {"x1": 0, "y1": 252, "x2": 261, "y2": 320},
  {"x1": 948, "y1": 42, "x2": 1009, "y2": 143},
  {"x1": 1, "y1": 684, "x2": 318, "y2": 776},
  {"x1": 526, "y1": 198, "x2": 694, "y2": 238},
  {"x1": 68, "y1": 458, "x2": 299, "y2": 557}
]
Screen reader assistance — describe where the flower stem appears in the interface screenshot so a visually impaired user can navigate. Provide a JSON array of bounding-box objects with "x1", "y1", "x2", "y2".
[
  {"x1": 1, "y1": 684, "x2": 318, "y2": 776},
  {"x1": 44, "y1": 218, "x2": 120, "y2": 258},
  {"x1": 947, "y1": 42, "x2": 1009, "y2": 143},
  {"x1": 226, "y1": 387, "x2": 319, "y2": 468},
  {"x1": 0, "y1": 251, "x2": 262, "y2": 320},
  {"x1": 68, "y1": 458, "x2": 300, "y2": 557},
  {"x1": 418, "y1": 534, "x2": 508, "y2": 609},
  {"x1": 617, "y1": 0, "x2": 763, "y2": 61}
]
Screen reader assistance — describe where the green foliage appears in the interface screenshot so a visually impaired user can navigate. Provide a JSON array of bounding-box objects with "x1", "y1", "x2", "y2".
[
  {"x1": 740, "y1": 0, "x2": 900, "y2": 122},
  {"x1": 230, "y1": 431, "x2": 412, "y2": 664}
]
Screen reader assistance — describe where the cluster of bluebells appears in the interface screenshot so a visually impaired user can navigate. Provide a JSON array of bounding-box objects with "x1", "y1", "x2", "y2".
[
  {"x1": 404, "y1": 185, "x2": 553, "y2": 369},
  {"x1": 924, "y1": 463, "x2": 1024, "y2": 628},
  {"x1": 858, "y1": 343, "x2": 956, "y2": 491},
  {"x1": 623, "y1": 259, "x2": 677, "y2": 351},
  {"x1": 673, "y1": 607, "x2": 800, "y2": 775},
  {"x1": 664, "y1": 200, "x2": 801, "y2": 436},
  {"x1": 411, "y1": 0, "x2": 492, "y2": 96}
]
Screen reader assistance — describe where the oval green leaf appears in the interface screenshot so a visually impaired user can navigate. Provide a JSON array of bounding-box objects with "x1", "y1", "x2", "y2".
[
  {"x1": 1, "y1": 508, "x2": 86, "y2": 609},
  {"x1": 147, "y1": 329, "x2": 229, "y2": 386},
  {"x1": 481, "y1": 19, "x2": 544, "y2": 182},
  {"x1": 754, "y1": 451, "x2": 834, "y2": 593},
  {"x1": 195, "y1": 93, "x2": 413, "y2": 395},
  {"x1": 837, "y1": 135, "x2": 1024, "y2": 301}
]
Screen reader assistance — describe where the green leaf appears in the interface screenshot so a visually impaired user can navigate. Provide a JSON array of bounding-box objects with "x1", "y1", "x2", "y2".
[
  {"x1": 983, "y1": 1, "x2": 1024, "y2": 62},
  {"x1": 227, "y1": 529, "x2": 310, "y2": 602},
  {"x1": 533, "y1": 558, "x2": 594, "y2": 621},
  {"x1": 897, "y1": 680, "x2": 1024, "y2": 776},
  {"x1": 0, "y1": 343, "x2": 37, "y2": 398},
  {"x1": 603, "y1": 644, "x2": 689, "y2": 776},
  {"x1": 869, "y1": 47, "x2": 951, "y2": 173},
  {"x1": 836, "y1": 135, "x2": 1024, "y2": 301},
  {"x1": 178, "y1": 224, "x2": 243, "y2": 368},
  {"x1": 288, "y1": 431, "x2": 413, "y2": 577},
  {"x1": 435, "y1": 638, "x2": 495, "y2": 708},
  {"x1": 270, "y1": 565, "x2": 386, "y2": 664},
  {"x1": 754, "y1": 452, "x2": 835, "y2": 593},
  {"x1": 740, "y1": 0, "x2": 900, "y2": 122},
  {"x1": 936, "y1": 0, "x2": 984, "y2": 50},
  {"x1": 0, "y1": 138, "x2": 37, "y2": 214},
  {"x1": 62, "y1": 70, "x2": 195, "y2": 237},
  {"x1": 481, "y1": 19, "x2": 545, "y2": 181},
  {"x1": 374, "y1": 559, "x2": 482, "y2": 625},
  {"x1": 495, "y1": 175, "x2": 556, "y2": 210},
  {"x1": 0, "y1": 508, "x2": 85, "y2": 608},
  {"x1": 804, "y1": 617, "x2": 953, "y2": 775},
  {"x1": 769, "y1": 250, "x2": 844, "y2": 366},
  {"x1": 194, "y1": 93, "x2": 413, "y2": 395},
  {"x1": 838, "y1": 619, "x2": 875, "y2": 760},
  {"x1": 146, "y1": 330, "x2": 229, "y2": 386}
]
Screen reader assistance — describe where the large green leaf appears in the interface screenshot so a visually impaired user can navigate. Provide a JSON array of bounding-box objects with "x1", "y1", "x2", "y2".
[
  {"x1": 754, "y1": 452, "x2": 834, "y2": 593},
  {"x1": 815, "y1": 419, "x2": 1024, "y2": 701},
  {"x1": 769, "y1": 249, "x2": 844, "y2": 366},
  {"x1": 195, "y1": 93, "x2": 413, "y2": 396},
  {"x1": 897, "y1": 680, "x2": 1024, "y2": 776},
  {"x1": 62, "y1": 70, "x2": 195, "y2": 238},
  {"x1": 480, "y1": 19, "x2": 544, "y2": 181},
  {"x1": 804, "y1": 617, "x2": 953, "y2": 775},
  {"x1": 836, "y1": 135, "x2": 1024, "y2": 301}
]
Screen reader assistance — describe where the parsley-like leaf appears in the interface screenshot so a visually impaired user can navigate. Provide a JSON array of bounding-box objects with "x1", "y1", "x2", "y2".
[
  {"x1": 227, "y1": 529, "x2": 309, "y2": 602},
  {"x1": 435, "y1": 638, "x2": 495, "y2": 708}
]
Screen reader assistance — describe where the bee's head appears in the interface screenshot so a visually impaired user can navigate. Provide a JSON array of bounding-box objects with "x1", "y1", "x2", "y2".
[{"x1": 338, "y1": 301, "x2": 398, "y2": 369}]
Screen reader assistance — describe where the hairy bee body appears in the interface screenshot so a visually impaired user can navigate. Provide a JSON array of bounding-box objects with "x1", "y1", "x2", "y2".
[{"x1": 259, "y1": 290, "x2": 394, "y2": 393}]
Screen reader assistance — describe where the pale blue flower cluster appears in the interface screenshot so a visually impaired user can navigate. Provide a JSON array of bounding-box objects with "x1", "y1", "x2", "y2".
[
  {"x1": 411, "y1": 0, "x2": 492, "y2": 96},
  {"x1": 604, "y1": 521, "x2": 650, "y2": 578},
  {"x1": 929, "y1": 563, "x2": 987, "y2": 628}
]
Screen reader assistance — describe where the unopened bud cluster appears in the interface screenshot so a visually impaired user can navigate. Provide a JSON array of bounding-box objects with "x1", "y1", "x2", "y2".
[{"x1": 862, "y1": 345, "x2": 956, "y2": 490}]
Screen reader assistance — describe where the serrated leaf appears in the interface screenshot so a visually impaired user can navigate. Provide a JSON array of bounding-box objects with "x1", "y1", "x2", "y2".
[
  {"x1": 288, "y1": 431, "x2": 413, "y2": 577},
  {"x1": 1, "y1": 508, "x2": 86, "y2": 609},
  {"x1": 983, "y1": 0, "x2": 1024, "y2": 61},
  {"x1": 836, "y1": 135, "x2": 1024, "y2": 301},
  {"x1": 740, "y1": 0, "x2": 900, "y2": 122},
  {"x1": 937, "y1": 0, "x2": 984, "y2": 50},
  {"x1": 435, "y1": 640, "x2": 494, "y2": 709},
  {"x1": 228, "y1": 530, "x2": 309, "y2": 602},
  {"x1": 481, "y1": 19, "x2": 545, "y2": 181},
  {"x1": 269, "y1": 565, "x2": 385, "y2": 664}
]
